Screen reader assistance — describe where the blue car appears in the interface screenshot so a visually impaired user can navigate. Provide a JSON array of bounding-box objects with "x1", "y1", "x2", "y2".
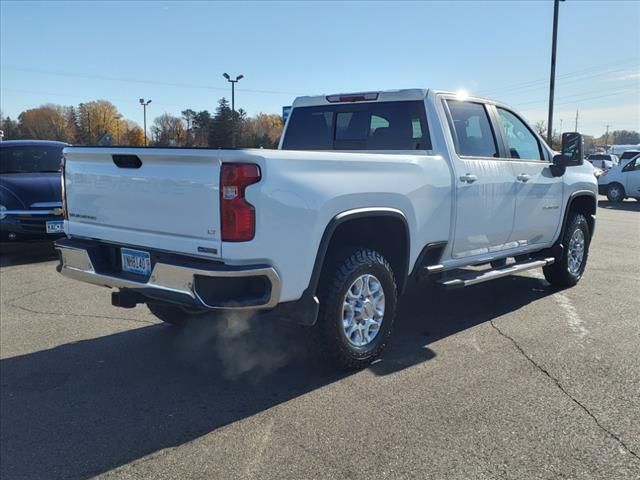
[{"x1": 0, "y1": 140, "x2": 68, "y2": 242}]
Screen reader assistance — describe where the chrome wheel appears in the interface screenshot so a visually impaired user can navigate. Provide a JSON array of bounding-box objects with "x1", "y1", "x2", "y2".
[
  {"x1": 342, "y1": 274, "x2": 385, "y2": 347},
  {"x1": 567, "y1": 229, "x2": 585, "y2": 275}
]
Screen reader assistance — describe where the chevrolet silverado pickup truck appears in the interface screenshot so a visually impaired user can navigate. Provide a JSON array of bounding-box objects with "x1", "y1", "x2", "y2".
[{"x1": 55, "y1": 89, "x2": 597, "y2": 369}]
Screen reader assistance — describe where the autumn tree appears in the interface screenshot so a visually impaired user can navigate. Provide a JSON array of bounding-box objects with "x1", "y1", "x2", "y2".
[
  {"x1": 18, "y1": 104, "x2": 71, "y2": 141},
  {"x1": 151, "y1": 113, "x2": 186, "y2": 146},
  {"x1": 242, "y1": 113, "x2": 283, "y2": 148},
  {"x1": 125, "y1": 125, "x2": 145, "y2": 146},
  {"x1": 77, "y1": 100, "x2": 121, "y2": 145}
]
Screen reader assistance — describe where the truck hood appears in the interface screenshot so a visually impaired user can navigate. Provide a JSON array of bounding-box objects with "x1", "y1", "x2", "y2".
[{"x1": 0, "y1": 172, "x2": 62, "y2": 208}]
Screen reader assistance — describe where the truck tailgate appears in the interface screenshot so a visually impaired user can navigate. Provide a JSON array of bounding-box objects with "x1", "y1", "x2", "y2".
[{"x1": 64, "y1": 148, "x2": 222, "y2": 258}]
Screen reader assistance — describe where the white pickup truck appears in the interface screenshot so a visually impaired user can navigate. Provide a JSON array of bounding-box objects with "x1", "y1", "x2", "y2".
[{"x1": 56, "y1": 89, "x2": 597, "y2": 369}]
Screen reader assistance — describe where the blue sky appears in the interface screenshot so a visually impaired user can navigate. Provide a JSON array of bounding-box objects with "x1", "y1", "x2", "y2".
[{"x1": 1, "y1": 0, "x2": 638, "y2": 136}]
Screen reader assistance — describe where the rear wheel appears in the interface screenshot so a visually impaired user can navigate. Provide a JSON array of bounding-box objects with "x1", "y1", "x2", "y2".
[
  {"x1": 147, "y1": 303, "x2": 189, "y2": 326},
  {"x1": 606, "y1": 183, "x2": 625, "y2": 202},
  {"x1": 543, "y1": 212, "x2": 590, "y2": 288},
  {"x1": 317, "y1": 248, "x2": 397, "y2": 370}
]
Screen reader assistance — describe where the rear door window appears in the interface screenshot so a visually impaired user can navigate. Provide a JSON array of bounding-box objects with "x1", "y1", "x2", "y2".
[
  {"x1": 282, "y1": 101, "x2": 430, "y2": 150},
  {"x1": 446, "y1": 100, "x2": 498, "y2": 158}
]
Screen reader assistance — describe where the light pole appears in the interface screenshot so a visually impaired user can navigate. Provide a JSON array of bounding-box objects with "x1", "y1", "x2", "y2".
[
  {"x1": 223, "y1": 73, "x2": 243, "y2": 147},
  {"x1": 115, "y1": 114, "x2": 122, "y2": 145},
  {"x1": 139, "y1": 98, "x2": 152, "y2": 146},
  {"x1": 546, "y1": 0, "x2": 564, "y2": 145}
]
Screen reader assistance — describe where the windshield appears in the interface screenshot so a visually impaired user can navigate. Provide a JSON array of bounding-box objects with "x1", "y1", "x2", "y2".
[
  {"x1": 620, "y1": 151, "x2": 640, "y2": 160},
  {"x1": 282, "y1": 100, "x2": 431, "y2": 151},
  {"x1": 0, "y1": 146, "x2": 64, "y2": 174}
]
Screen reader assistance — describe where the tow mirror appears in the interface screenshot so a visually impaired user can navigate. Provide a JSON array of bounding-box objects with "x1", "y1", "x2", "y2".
[{"x1": 552, "y1": 132, "x2": 584, "y2": 176}]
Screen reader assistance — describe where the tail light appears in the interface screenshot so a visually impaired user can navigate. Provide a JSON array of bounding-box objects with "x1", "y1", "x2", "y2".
[
  {"x1": 326, "y1": 92, "x2": 379, "y2": 103},
  {"x1": 60, "y1": 155, "x2": 68, "y2": 220},
  {"x1": 220, "y1": 163, "x2": 261, "y2": 242}
]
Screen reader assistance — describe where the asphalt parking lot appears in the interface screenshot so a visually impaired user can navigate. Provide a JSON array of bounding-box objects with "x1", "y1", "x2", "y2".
[{"x1": 1, "y1": 199, "x2": 639, "y2": 480}]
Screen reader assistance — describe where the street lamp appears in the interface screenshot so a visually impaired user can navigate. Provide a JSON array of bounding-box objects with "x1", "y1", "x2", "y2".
[
  {"x1": 139, "y1": 98, "x2": 152, "y2": 146},
  {"x1": 222, "y1": 73, "x2": 243, "y2": 113},
  {"x1": 223, "y1": 73, "x2": 243, "y2": 147}
]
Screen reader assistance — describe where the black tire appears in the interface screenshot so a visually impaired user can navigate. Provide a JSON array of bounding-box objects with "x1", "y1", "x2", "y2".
[
  {"x1": 606, "y1": 183, "x2": 625, "y2": 202},
  {"x1": 147, "y1": 303, "x2": 189, "y2": 326},
  {"x1": 490, "y1": 258, "x2": 507, "y2": 269},
  {"x1": 543, "y1": 212, "x2": 590, "y2": 288},
  {"x1": 316, "y1": 248, "x2": 397, "y2": 371}
]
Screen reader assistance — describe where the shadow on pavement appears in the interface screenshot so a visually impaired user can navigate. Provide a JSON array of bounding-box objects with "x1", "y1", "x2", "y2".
[
  {"x1": 598, "y1": 199, "x2": 640, "y2": 212},
  {"x1": 0, "y1": 274, "x2": 551, "y2": 479},
  {"x1": 0, "y1": 242, "x2": 57, "y2": 267}
]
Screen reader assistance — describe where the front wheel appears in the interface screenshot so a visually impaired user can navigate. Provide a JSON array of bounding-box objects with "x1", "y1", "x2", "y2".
[
  {"x1": 606, "y1": 183, "x2": 625, "y2": 202},
  {"x1": 317, "y1": 248, "x2": 398, "y2": 370},
  {"x1": 543, "y1": 212, "x2": 590, "y2": 288}
]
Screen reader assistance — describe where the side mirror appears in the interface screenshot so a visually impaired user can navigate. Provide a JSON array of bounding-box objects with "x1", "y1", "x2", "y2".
[{"x1": 551, "y1": 132, "x2": 584, "y2": 176}]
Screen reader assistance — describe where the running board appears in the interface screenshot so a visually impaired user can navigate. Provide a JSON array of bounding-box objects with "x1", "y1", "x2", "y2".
[{"x1": 437, "y1": 257, "x2": 555, "y2": 289}]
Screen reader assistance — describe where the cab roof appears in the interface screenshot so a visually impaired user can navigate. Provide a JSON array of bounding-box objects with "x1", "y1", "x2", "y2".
[{"x1": 291, "y1": 88, "x2": 500, "y2": 108}]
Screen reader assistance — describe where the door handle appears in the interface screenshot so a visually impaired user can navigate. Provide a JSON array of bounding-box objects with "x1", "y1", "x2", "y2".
[
  {"x1": 459, "y1": 173, "x2": 478, "y2": 184},
  {"x1": 517, "y1": 173, "x2": 531, "y2": 182}
]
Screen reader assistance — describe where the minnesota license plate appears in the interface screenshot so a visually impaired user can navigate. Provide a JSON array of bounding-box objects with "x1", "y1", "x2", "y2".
[
  {"x1": 46, "y1": 220, "x2": 64, "y2": 234},
  {"x1": 121, "y1": 248, "x2": 151, "y2": 276}
]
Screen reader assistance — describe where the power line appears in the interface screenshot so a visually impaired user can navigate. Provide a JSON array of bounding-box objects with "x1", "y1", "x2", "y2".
[
  {"x1": 513, "y1": 87, "x2": 638, "y2": 109},
  {"x1": 478, "y1": 58, "x2": 639, "y2": 97},
  {"x1": 1, "y1": 66, "x2": 305, "y2": 96}
]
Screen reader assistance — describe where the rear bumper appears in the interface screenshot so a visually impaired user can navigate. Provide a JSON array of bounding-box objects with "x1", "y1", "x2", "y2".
[{"x1": 55, "y1": 238, "x2": 281, "y2": 310}]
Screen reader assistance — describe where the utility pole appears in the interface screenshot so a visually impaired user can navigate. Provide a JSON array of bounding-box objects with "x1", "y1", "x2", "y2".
[
  {"x1": 575, "y1": 109, "x2": 579, "y2": 132},
  {"x1": 546, "y1": 0, "x2": 563, "y2": 145},
  {"x1": 223, "y1": 73, "x2": 244, "y2": 147},
  {"x1": 559, "y1": 119, "x2": 563, "y2": 136},
  {"x1": 139, "y1": 98, "x2": 152, "y2": 146},
  {"x1": 605, "y1": 124, "x2": 610, "y2": 150}
]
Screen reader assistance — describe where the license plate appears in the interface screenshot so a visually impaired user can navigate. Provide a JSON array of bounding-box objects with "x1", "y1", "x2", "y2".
[
  {"x1": 121, "y1": 248, "x2": 151, "y2": 276},
  {"x1": 46, "y1": 220, "x2": 64, "y2": 234}
]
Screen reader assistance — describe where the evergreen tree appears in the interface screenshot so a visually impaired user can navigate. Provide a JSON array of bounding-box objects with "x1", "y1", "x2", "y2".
[{"x1": 209, "y1": 98, "x2": 234, "y2": 148}]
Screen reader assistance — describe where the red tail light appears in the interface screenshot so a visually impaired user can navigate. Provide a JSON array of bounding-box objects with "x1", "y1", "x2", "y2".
[{"x1": 220, "y1": 163, "x2": 261, "y2": 242}]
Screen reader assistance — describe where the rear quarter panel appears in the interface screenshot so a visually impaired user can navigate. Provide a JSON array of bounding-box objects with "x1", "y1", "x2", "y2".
[{"x1": 220, "y1": 149, "x2": 452, "y2": 302}]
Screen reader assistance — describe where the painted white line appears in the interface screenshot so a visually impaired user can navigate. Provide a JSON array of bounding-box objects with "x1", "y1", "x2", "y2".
[{"x1": 529, "y1": 270, "x2": 589, "y2": 339}]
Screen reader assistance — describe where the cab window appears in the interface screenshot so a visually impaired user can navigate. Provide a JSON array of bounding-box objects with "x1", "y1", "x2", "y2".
[
  {"x1": 446, "y1": 101, "x2": 498, "y2": 158},
  {"x1": 496, "y1": 108, "x2": 543, "y2": 160}
]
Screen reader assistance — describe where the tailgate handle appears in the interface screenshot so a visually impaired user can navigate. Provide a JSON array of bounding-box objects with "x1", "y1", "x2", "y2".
[{"x1": 112, "y1": 155, "x2": 142, "y2": 169}]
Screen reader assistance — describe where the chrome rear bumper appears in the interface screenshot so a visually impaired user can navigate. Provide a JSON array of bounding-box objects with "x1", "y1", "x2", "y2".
[{"x1": 56, "y1": 241, "x2": 281, "y2": 310}]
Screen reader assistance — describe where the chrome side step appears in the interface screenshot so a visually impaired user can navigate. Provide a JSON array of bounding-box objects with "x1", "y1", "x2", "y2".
[{"x1": 437, "y1": 257, "x2": 555, "y2": 289}]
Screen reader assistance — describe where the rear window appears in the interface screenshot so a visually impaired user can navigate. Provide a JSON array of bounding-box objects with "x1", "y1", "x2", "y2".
[
  {"x1": 282, "y1": 101, "x2": 430, "y2": 151},
  {"x1": 0, "y1": 146, "x2": 64, "y2": 174},
  {"x1": 588, "y1": 154, "x2": 611, "y2": 160}
]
